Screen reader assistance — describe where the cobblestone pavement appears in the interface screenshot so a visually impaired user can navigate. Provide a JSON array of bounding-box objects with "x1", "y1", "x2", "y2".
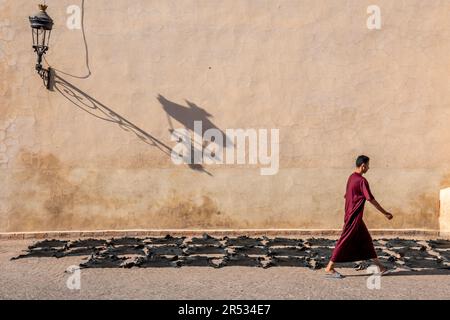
[{"x1": 1, "y1": 239, "x2": 450, "y2": 299}]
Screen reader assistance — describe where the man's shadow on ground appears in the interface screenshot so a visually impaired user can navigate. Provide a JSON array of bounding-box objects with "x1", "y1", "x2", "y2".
[{"x1": 342, "y1": 268, "x2": 450, "y2": 277}]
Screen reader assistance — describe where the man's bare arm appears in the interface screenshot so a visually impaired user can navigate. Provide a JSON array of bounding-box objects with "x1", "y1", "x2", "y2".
[{"x1": 368, "y1": 199, "x2": 393, "y2": 220}]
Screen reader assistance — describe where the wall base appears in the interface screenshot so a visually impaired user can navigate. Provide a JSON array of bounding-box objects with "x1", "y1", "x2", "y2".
[{"x1": 0, "y1": 229, "x2": 443, "y2": 240}]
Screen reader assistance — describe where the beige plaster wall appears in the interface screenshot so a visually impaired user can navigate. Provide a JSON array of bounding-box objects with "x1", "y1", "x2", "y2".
[{"x1": 1, "y1": 0, "x2": 450, "y2": 232}]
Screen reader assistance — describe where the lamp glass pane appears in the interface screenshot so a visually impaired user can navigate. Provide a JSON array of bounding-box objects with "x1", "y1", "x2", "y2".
[
  {"x1": 45, "y1": 30, "x2": 51, "y2": 48},
  {"x1": 37, "y1": 28, "x2": 44, "y2": 47},
  {"x1": 31, "y1": 28, "x2": 36, "y2": 47}
]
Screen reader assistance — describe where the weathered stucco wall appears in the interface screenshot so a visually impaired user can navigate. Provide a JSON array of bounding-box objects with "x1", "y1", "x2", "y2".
[{"x1": 1, "y1": 0, "x2": 450, "y2": 232}]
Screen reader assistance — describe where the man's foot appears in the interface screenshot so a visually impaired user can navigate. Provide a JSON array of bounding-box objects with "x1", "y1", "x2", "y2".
[
  {"x1": 378, "y1": 268, "x2": 393, "y2": 276},
  {"x1": 325, "y1": 270, "x2": 345, "y2": 279},
  {"x1": 373, "y1": 265, "x2": 393, "y2": 276},
  {"x1": 377, "y1": 266, "x2": 387, "y2": 273}
]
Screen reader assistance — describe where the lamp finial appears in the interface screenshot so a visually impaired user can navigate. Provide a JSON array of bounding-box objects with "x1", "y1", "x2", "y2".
[{"x1": 38, "y1": 4, "x2": 48, "y2": 12}]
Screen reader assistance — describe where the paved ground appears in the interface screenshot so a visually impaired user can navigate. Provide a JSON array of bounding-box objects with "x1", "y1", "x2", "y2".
[{"x1": 1, "y1": 240, "x2": 449, "y2": 299}]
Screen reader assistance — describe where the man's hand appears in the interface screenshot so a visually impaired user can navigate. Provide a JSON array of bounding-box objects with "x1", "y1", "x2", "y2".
[
  {"x1": 384, "y1": 212, "x2": 393, "y2": 220},
  {"x1": 369, "y1": 199, "x2": 393, "y2": 220}
]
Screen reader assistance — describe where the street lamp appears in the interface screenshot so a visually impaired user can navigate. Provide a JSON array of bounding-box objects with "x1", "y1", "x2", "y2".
[{"x1": 29, "y1": 4, "x2": 53, "y2": 89}]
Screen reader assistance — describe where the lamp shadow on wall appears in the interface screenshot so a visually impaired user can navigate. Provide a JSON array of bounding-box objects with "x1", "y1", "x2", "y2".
[
  {"x1": 156, "y1": 95, "x2": 234, "y2": 168},
  {"x1": 50, "y1": 72, "x2": 212, "y2": 176},
  {"x1": 41, "y1": 0, "x2": 216, "y2": 175},
  {"x1": 157, "y1": 94, "x2": 233, "y2": 147}
]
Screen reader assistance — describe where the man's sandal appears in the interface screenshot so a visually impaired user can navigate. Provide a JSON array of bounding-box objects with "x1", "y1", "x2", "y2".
[
  {"x1": 378, "y1": 269, "x2": 393, "y2": 276},
  {"x1": 325, "y1": 271, "x2": 345, "y2": 279}
]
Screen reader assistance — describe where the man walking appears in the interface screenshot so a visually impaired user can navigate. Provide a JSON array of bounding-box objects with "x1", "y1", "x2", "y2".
[{"x1": 325, "y1": 155, "x2": 393, "y2": 279}]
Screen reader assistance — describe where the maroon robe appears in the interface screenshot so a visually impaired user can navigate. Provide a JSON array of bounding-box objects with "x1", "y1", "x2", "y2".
[{"x1": 330, "y1": 172, "x2": 377, "y2": 263}]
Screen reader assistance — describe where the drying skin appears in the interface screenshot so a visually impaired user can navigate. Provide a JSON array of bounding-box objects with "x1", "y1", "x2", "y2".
[
  {"x1": 132, "y1": 255, "x2": 182, "y2": 268},
  {"x1": 268, "y1": 246, "x2": 308, "y2": 257},
  {"x1": 147, "y1": 236, "x2": 186, "y2": 246},
  {"x1": 428, "y1": 240, "x2": 450, "y2": 250},
  {"x1": 56, "y1": 247, "x2": 101, "y2": 258},
  {"x1": 387, "y1": 246, "x2": 446, "y2": 269},
  {"x1": 366, "y1": 246, "x2": 404, "y2": 269},
  {"x1": 437, "y1": 250, "x2": 450, "y2": 261},
  {"x1": 184, "y1": 245, "x2": 227, "y2": 255},
  {"x1": 268, "y1": 257, "x2": 309, "y2": 268},
  {"x1": 179, "y1": 255, "x2": 220, "y2": 268},
  {"x1": 11, "y1": 234, "x2": 450, "y2": 271},
  {"x1": 304, "y1": 238, "x2": 336, "y2": 247},
  {"x1": 27, "y1": 239, "x2": 68, "y2": 249},
  {"x1": 224, "y1": 236, "x2": 264, "y2": 247},
  {"x1": 80, "y1": 254, "x2": 128, "y2": 269},
  {"x1": 11, "y1": 247, "x2": 61, "y2": 260},
  {"x1": 222, "y1": 254, "x2": 264, "y2": 267},
  {"x1": 383, "y1": 238, "x2": 421, "y2": 249},
  {"x1": 103, "y1": 245, "x2": 146, "y2": 256},
  {"x1": 66, "y1": 239, "x2": 108, "y2": 248},
  {"x1": 109, "y1": 237, "x2": 145, "y2": 246},
  {"x1": 148, "y1": 246, "x2": 186, "y2": 256},
  {"x1": 233, "y1": 246, "x2": 269, "y2": 255},
  {"x1": 187, "y1": 234, "x2": 222, "y2": 246},
  {"x1": 264, "y1": 237, "x2": 304, "y2": 247}
]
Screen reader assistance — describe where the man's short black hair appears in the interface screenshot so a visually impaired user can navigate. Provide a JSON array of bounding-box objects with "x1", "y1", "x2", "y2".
[{"x1": 356, "y1": 155, "x2": 370, "y2": 167}]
